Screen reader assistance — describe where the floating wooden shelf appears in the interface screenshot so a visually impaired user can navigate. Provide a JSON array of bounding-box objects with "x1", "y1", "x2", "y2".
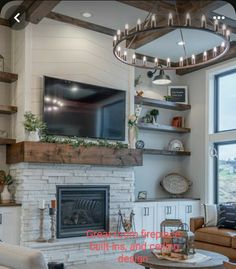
[
  {"x1": 135, "y1": 96, "x2": 191, "y2": 111},
  {"x1": 143, "y1": 148, "x2": 191, "y2": 156},
  {"x1": 137, "y1": 123, "x2": 191, "y2": 133},
  {"x1": 0, "y1": 105, "x2": 17, "y2": 114},
  {"x1": 6, "y1": 141, "x2": 143, "y2": 166},
  {"x1": 0, "y1": 138, "x2": 16, "y2": 145},
  {"x1": 0, "y1": 71, "x2": 18, "y2": 83}
]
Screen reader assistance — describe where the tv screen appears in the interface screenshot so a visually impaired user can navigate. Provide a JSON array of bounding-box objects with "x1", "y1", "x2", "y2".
[{"x1": 43, "y1": 76, "x2": 126, "y2": 140}]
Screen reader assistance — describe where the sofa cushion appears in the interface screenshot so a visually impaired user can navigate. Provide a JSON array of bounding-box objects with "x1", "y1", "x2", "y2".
[
  {"x1": 218, "y1": 203, "x2": 236, "y2": 229},
  {"x1": 203, "y1": 204, "x2": 218, "y2": 227},
  {"x1": 0, "y1": 267, "x2": 11, "y2": 269},
  {"x1": 232, "y1": 236, "x2": 236, "y2": 248},
  {"x1": 195, "y1": 227, "x2": 236, "y2": 247}
]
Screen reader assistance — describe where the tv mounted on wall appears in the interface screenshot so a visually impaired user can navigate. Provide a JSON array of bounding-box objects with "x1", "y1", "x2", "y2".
[{"x1": 43, "y1": 76, "x2": 126, "y2": 140}]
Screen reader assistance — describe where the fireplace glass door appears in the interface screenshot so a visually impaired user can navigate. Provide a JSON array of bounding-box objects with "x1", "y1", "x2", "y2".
[{"x1": 57, "y1": 185, "x2": 109, "y2": 238}]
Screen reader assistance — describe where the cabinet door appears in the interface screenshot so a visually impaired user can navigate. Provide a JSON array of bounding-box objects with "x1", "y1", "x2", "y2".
[
  {"x1": 0, "y1": 207, "x2": 21, "y2": 245},
  {"x1": 178, "y1": 201, "x2": 200, "y2": 226},
  {"x1": 134, "y1": 203, "x2": 156, "y2": 245}
]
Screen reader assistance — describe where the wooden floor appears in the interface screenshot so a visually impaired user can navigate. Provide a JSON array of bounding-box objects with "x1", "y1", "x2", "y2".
[{"x1": 69, "y1": 261, "x2": 143, "y2": 269}]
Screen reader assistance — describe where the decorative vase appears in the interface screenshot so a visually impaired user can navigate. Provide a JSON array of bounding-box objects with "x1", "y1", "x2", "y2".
[
  {"x1": 8, "y1": 183, "x2": 16, "y2": 202},
  {"x1": 25, "y1": 130, "x2": 40, "y2": 141},
  {"x1": 152, "y1": 116, "x2": 158, "y2": 125},
  {"x1": 128, "y1": 127, "x2": 137, "y2": 149},
  {"x1": 1, "y1": 185, "x2": 11, "y2": 203}
]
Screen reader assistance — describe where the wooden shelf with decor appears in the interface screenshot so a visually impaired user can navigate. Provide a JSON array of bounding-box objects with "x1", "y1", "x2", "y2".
[
  {"x1": 0, "y1": 138, "x2": 16, "y2": 145},
  {"x1": 0, "y1": 105, "x2": 17, "y2": 114},
  {"x1": 0, "y1": 71, "x2": 18, "y2": 83},
  {"x1": 135, "y1": 96, "x2": 191, "y2": 111},
  {"x1": 143, "y1": 148, "x2": 191, "y2": 156},
  {"x1": 137, "y1": 123, "x2": 190, "y2": 134},
  {"x1": 6, "y1": 141, "x2": 143, "y2": 166}
]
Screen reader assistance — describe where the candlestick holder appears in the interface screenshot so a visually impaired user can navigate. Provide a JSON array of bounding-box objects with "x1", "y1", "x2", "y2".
[
  {"x1": 48, "y1": 208, "x2": 57, "y2": 243},
  {"x1": 36, "y1": 208, "x2": 47, "y2": 242}
]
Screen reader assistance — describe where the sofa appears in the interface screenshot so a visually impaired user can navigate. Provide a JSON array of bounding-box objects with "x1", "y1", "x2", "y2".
[
  {"x1": 0, "y1": 243, "x2": 48, "y2": 269},
  {"x1": 190, "y1": 217, "x2": 236, "y2": 260}
]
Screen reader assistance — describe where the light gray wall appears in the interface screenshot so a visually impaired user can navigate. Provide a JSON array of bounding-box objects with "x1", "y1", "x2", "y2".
[{"x1": 134, "y1": 68, "x2": 191, "y2": 199}]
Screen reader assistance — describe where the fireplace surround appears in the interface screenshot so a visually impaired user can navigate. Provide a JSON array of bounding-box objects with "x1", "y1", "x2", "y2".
[{"x1": 57, "y1": 185, "x2": 110, "y2": 238}]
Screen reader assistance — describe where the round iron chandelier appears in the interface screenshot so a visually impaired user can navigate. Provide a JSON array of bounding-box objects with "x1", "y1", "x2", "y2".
[{"x1": 112, "y1": 10, "x2": 230, "y2": 71}]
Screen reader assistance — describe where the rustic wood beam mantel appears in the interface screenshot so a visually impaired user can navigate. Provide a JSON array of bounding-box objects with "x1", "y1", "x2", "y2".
[
  {"x1": 46, "y1": 11, "x2": 116, "y2": 36},
  {"x1": 176, "y1": 41, "x2": 236, "y2": 76},
  {"x1": 6, "y1": 142, "x2": 143, "y2": 167}
]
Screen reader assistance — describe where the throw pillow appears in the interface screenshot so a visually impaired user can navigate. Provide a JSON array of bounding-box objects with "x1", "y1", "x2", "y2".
[
  {"x1": 217, "y1": 203, "x2": 236, "y2": 229},
  {"x1": 203, "y1": 204, "x2": 218, "y2": 227}
]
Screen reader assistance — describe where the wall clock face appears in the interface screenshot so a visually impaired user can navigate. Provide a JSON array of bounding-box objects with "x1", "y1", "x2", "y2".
[{"x1": 135, "y1": 140, "x2": 145, "y2": 149}]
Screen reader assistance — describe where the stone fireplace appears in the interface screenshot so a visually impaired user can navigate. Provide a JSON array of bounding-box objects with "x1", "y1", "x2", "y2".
[
  {"x1": 9, "y1": 162, "x2": 142, "y2": 266},
  {"x1": 57, "y1": 185, "x2": 110, "y2": 238}
]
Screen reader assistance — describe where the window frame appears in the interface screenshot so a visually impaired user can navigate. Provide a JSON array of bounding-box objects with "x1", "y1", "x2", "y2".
[
  {"x1": 214, "y1": 68, "x2": 236, "y2": 133},
  {"x1": 214, "y1": 140, "x2": 236, "y2": 204}
]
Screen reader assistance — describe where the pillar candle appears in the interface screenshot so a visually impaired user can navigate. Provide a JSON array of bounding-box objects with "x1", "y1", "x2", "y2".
[
  {"x1": 51, "y1": 200, "x2": 56, "y2": 209},
  {"x1": 39, "y1": 200, "x2": 45, "y2": 209}
]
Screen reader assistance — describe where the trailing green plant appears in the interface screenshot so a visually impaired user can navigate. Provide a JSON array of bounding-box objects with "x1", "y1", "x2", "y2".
[
  {"x1": 23, "y1": 111, "x2": 47, "y2": 132},
  {"x1": 134, "y1": 75, "x2": 142, "y2": 87},
  {"x1": 40, "y1": 135, "x2": 128, "y2": 149},
  {"x1": 0, "y1": 170, "x2": 13, "y2": 186},
  {"x1": 164, "y1": 95, "x2": 172, "y2": 101}
]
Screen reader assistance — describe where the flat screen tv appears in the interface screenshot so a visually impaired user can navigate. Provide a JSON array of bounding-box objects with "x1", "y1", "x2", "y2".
[{"x1": 43, "y1": 76, "x2": 126, "y2": 140}]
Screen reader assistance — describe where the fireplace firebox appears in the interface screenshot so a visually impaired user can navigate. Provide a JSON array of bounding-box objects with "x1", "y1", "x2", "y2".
[{"x1": 56, "y1": 185, "x2": 110, "y2": 238}]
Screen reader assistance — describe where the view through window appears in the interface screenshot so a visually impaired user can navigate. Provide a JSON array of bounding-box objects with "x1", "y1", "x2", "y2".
[
  {"x1": 215, "y1": 143, "x2": 236, "y2": 203},
  {"x1": 214, "y1": 69, "x2": 236, "y2": 203}
]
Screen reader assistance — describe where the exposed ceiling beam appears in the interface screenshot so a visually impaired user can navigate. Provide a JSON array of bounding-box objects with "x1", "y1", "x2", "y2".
[
  {"x1": 9, "y1": 0, "x2": 60, "y2": 26},
  {"x1": 176, "y1": 41, "x2": 236, "y2": 76},
  {"x1": 46, "y1": 11, "x2": 116, "y2": 36},
  {"x1": 26, "y1": 0, "x2": 61, "y2": 24},
  {"x1": 0, "y1": 18, "x2": 10, "y2": 27},
  {"x1": 120, "y1": 0, "x2": 227, "y2": 49}
]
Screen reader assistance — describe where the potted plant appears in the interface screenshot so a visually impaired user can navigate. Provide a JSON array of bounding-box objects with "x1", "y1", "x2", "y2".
[
  {"x1": 23, "y1": 111, "x2": 46, "y2": 141},
  {"x1": 0, "y1": 170, "x2": 13, "y2": 203},
  {"x1": 149, "y1": 109, "x2": 159, "y2": 125}
]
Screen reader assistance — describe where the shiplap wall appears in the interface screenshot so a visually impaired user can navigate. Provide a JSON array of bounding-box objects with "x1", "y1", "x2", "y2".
[
  {"x1": 30, "y1": 19, "x2": 133, "y2": 128},
  {"x1": 0, "y1": 26, "x2": 12, "y2": 170}
]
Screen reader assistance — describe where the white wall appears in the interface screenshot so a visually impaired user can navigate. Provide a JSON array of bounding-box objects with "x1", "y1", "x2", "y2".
[
  {"x1": 180, "y1": 58, "x2": 236, "y2": 203},
  {"x1": 0, "y1": 26, "x2": 12, "y2": 171},
  {"x1": 134, "y1": 68, "x2": 191, "y2": 199}
]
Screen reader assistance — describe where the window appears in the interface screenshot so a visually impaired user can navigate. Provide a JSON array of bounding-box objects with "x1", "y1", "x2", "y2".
[
  {"x1": 215, "y1": 142, "x2": 236, "y2": 204},
  {"x1": 213, "y1": 68, "x2": 236, "y2": 203},
  {"x1": 215, "y1": 69, "x2": 236, "y2": 132}
]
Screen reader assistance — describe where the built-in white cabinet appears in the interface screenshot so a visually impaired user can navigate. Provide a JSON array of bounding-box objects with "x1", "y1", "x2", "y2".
[
  {"x1": 134, "y1": 202, "x2": 156, "y2": 245},
  {"x1": 134, "y1": 199, "x2": 200, "y2": 244},
  {"x1": 0, "y1": 206, "x2": 21, "y2": 245}
]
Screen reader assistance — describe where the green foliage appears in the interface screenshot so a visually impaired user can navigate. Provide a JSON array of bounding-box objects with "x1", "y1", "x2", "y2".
[
  {"x1": 0, "y1": 170, "x2": 14, "y2": 186},
  {"x1": 134, "y1": 75, "x2": 142, "y2": 87},
  {"x1": 149, "y1": 109, "x2": 159, "y2": 116},
  {"x1": 23, "y1": 111, "x2": 47, "y2": 132},
  {"x1": 164, "y1": 95, "x2": 172, "y2": 101},
  {"x1": 40, "y1": 135, "x2": 128, "y2": 149}
]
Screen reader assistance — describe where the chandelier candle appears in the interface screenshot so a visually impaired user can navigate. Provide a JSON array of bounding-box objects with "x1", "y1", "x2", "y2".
[
  {"x1": 151, "y1": 14, "x2": 156, "y2": 28},
  {"x1": 124, "y1": 24, "x2": 129, "y2": 36},
  {"x1": 168, "y1": 13, "x2": 173, "y2": 26},
  {"x1": 186, "y1": 13, "x2": 191, "y2": 26},
  {"x1": 201, "y1": 15, "x2": 206, "y2": 28},
  {"x1": 137, "y1": 19, "x2": 141, "y2": 31},
  {"x1": 112, "y1": 7, "x2": 230, "y2": 71}
]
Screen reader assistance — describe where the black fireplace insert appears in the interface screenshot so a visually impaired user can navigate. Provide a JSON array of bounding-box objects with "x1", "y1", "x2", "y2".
[{"x1": 56, "y1": 185, "x2": 110, "y2": 238}]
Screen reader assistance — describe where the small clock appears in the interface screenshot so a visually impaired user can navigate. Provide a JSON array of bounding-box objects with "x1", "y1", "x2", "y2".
[{"x1": 135, "y1": 140, "x2": 145, "y2": 149}]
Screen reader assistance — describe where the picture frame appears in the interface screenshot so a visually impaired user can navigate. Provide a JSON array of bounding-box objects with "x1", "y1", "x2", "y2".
[
  {"x1": 138, "y1": 191, "x2": 147, "y2": 200},
  {"x1": 168, "y1": 86, "x2": 188, "y2": 104}
]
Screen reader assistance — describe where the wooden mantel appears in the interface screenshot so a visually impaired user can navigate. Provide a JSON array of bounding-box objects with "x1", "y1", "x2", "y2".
[{"x1": 6, "y1": 142, "x2": 142, "y2": 167}]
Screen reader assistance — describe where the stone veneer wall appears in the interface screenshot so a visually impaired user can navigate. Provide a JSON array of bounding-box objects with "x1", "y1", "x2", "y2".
[{"x1": 9, "y1": 163, "x2": 135, "y2": 244}]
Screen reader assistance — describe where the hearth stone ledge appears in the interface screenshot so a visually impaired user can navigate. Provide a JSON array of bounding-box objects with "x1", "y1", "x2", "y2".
[{"x1": 9, "y1": 162, "x2": 137, "y2": 265}]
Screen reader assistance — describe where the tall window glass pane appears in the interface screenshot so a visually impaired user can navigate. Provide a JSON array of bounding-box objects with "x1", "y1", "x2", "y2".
[
  {"x1": 217, "y1": 143, "x2": 236, "y2": 203},
  {"x1": 216, "y1": 71, "x2": 236, "y2": 131}
]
